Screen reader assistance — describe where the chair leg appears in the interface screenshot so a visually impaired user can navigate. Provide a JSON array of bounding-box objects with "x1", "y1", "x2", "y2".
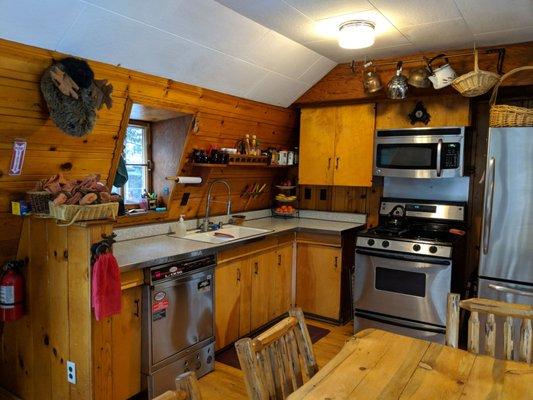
[
  {"x1": 446, "y1": 293, "x2": 460, "y2": 348},
  {"x1": 175, "y1": 371, "x2": 201, "y2": 400},
  {"x1": 235, "y1": 338, "x2": 268, "y2": 400}
]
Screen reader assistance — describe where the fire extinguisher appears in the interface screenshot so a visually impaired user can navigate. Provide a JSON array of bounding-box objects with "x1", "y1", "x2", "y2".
[{"x1": 0, "y1": 260, "x2": 25, "y2": 322}]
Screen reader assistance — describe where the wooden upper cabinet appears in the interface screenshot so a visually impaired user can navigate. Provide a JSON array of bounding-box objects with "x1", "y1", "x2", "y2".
[
  {"x1": 299, "y1": 107, "x2": 336, "y2": 185},
  {"x1": 299, "y1": 104, "x2": 375, "y2": 187},
  {"x1": 334, "y1": 104, "x2": 375, "y2": 187}
]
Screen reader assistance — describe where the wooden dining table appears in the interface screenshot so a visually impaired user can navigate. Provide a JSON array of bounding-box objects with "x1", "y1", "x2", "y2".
[{"x1": 287, "y1": 328, "x2": 533, "y2": 400}]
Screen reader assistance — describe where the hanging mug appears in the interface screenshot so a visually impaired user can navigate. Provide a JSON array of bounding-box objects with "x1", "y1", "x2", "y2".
[{"x1": 426, "y1": 54, "x2": 457, "y2": 89}]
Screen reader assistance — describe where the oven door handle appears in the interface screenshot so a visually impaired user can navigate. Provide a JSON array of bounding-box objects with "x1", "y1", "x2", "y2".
[
  {"x1": 436, "y1": 138, "x2": 443, "y2": 177},
  {"x1": 356, "y1": 249, "x2": 451, "y2": 266},
  {"x1": 355, "y1": 311, "x2": 446, "y2": 334}
]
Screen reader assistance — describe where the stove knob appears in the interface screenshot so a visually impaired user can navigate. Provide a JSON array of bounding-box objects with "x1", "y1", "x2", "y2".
[
  {"x1": 382, "y1": 240, "x2": 390, "y2": 248},
  {"x1": 429, "y1": 246, "x2": 438, "y2": 254},
  {"x1": 367, "y1": 239, "x2": 375, "y2": 246},
  {"x1": 413, "y1": 244, "x2": 421, "y2": 252}
]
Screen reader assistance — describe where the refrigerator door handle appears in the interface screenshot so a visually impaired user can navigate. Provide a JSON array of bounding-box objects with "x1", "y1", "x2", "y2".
[
  {"x1": 488, "y1": 283, "x2": 533, "y2": 298},
  {"x1": 483, "y1": 157, "x2": 496, "y2": 254}
]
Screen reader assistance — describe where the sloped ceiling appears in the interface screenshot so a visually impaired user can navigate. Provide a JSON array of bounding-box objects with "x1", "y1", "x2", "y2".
[
  {"x1": 0, "y1": 0, "x2": 336, "y2": 107},
  {"x1": 216, "y1": 0, "x2": 533, "y2": 62}
]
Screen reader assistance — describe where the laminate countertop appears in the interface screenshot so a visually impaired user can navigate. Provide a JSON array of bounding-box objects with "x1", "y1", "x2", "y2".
[{"x1": 114, "y1": 217, "x2": 364, "y2": 272}]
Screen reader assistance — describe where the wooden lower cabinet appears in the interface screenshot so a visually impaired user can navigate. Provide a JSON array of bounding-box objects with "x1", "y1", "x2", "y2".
[
  {"x1": 269, "y1": 242, "x2": 293, "y2": 320},
  {"x1": 214, "y1": 258, "x2": 251, "y2": 350},
  {"x1": 215, "y1": 239, "x2": 294, "y2": 349},
  {"x1": 112, "y1": 286, "x2": 142, "y2": 399},
  {"x1": 296, "y1": 243, "x2": 342, "y2": 320}
]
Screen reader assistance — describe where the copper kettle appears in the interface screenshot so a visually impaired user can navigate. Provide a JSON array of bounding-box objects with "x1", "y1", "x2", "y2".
[{"x1": 362, "y1": 62, "x2": 383, "y2": 94}]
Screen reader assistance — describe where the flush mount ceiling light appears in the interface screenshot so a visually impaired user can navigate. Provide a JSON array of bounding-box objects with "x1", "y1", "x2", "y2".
[{"x1": 338, "y1": 20, "x2": 375, "y2": 49}]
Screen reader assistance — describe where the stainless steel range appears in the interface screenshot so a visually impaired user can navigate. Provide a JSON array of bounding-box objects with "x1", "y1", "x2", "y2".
[
  {"x1": 353, "y1": 198, "x2": 467, "y2": 343},
  {"x1": 142, "y1": 254, "x2": 216, "y2": 398}
]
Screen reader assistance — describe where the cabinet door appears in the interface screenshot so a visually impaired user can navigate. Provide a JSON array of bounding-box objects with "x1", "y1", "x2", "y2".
[
  {"x1": 250, "y1": 249, "x2": 276, "y2": 331},
  {"x1": 215, "y1": 260, "x2": 242, "y2": 350},
  {"x1": 299, "y1": 107, "x2": 336, "y2": 185},
  {"x1": 296, "y1": 244, "x2": 342, "y2": 320},
  {"x1": 270, "y1": 243, "x2": 293, "y2": 320},
  {"x1": 334, "y1": 104, "x2": 375, "y2": 187},
  {"x1": 112, "y1": 286, "x2": 142, "y2": 399}
]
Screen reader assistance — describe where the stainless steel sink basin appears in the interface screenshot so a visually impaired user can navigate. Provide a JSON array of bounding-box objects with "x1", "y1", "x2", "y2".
[{"x1": 184, "y1": 225, "x2": 273, "y2": 244}]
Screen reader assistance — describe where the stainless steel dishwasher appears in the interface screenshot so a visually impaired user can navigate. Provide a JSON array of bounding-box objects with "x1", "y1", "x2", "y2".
[{"x1": 141, "y1": 253, "x2": 215, "y2": 398}]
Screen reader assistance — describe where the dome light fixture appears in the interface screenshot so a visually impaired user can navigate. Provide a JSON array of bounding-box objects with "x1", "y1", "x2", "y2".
[{"x1": 338, "y1": 20, "x2": 376, "y2": 49}]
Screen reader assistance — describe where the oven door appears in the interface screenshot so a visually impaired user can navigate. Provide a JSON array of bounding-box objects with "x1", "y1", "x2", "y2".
[
  {"x1": 374, "y1": 132, "x2": 464, "y2": 178},
  {"x1": 354, "y1": 248, "x2": 451, "y2": 326}
]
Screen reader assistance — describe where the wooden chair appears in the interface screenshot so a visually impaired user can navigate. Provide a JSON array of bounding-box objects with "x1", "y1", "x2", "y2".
[
  {"x1": 235, "y1": 307, "x2": 318, "y2": 400},
  {"x1": 446, "y1": 293, "x2": 533, "y2": 363},
  {"x1": 153, "y1": 371, "x2": 202, "y2": 400}
]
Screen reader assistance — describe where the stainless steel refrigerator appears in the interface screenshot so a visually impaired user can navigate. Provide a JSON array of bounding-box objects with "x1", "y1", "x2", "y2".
[{"x1": 477, "y1": 127, "x2": 533, "y2": 357}]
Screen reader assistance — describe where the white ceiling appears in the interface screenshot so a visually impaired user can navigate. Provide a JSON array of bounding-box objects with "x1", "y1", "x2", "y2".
[
  {"x1": 0, "y1": 1, "x2": 531, "y2": 108},
  {"x1": 215, "y1": 0, "x2": 533, "y2": 62},
  {"x1": 0, "y1": 0, "x2": 336, "y2": 107}
]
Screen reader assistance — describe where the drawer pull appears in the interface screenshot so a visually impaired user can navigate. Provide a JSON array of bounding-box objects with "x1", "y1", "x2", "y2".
[
  {"x1": 254, "y1": 262, "x2": 259, "y2": 275},
  {"x1": 278, "y1": 254, "x2": 282, "y2": 266},
  {"x1": 237, "y1": 268, "x2": 241, "y2": 282}
]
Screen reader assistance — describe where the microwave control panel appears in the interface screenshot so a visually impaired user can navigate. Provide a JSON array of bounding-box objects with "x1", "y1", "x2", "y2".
[{"x1": 441, "y1": 143, "x2": 461, "y2": 168}]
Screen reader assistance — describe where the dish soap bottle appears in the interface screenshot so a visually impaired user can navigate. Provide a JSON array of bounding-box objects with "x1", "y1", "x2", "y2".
[{"x1": 176, "y1": 215, "x2": 187, "y2": 238}]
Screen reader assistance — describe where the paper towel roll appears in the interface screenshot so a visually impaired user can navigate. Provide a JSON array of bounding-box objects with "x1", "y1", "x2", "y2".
[{"x1": 170, "y1": 176, "x2": 202, "y2": 184}]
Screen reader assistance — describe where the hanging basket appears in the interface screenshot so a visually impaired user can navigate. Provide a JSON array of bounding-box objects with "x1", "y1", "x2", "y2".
[
  {"x1": 489, "y1": 66, "x2": 533, "y2": 127},
  {"x1": 452, "y1": 50, "x2": 500, "y2": 97}
]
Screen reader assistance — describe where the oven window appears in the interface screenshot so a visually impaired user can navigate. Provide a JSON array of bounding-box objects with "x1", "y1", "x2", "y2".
[
  {"x1": 375, "y1": 267, "x2": 426, "y2": 297},
  {"x1": 377, "y1": 144, "x2": 436, "y2": 169}
]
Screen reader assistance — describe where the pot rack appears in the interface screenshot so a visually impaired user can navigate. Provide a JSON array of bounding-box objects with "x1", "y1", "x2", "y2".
[{"x1": 351, "y1": 47, "x2": 505, "y2": 75}]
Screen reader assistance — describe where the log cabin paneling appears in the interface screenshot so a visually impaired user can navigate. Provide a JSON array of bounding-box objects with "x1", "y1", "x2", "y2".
[
  {"x1": 295, "y1": 42, "x2": 533, "y2": 105},
  {"x1": 0, "y1": 38, "x2": 297, "y2": 264}
]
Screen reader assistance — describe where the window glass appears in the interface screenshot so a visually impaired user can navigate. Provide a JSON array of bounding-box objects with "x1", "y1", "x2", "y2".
[{"x1": 122, "y1": 124, "x2": 149, "y2": 204}]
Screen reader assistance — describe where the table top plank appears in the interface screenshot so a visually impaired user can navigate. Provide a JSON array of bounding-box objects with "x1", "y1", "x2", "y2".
[
  {"x1": 459, "y1": 353, "x2": 533, "y2": 400},
  {"x1": 398, "y1": 343, "x2": 476, "y2": 400},
  {"x1": 293, "y1": 329, "x2": 391, "y2": 400},
  {"x1": 287, "y1": 329, "x2": 533, "y2": 400},
  {"x1": 346, "y1": 332, "x2": 430, "y2": 400}
]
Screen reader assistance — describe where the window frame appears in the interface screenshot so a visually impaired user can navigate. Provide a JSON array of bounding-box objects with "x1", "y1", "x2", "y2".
[{"x1": 119, "y1": 120, "x2": 153, "y2": 206}]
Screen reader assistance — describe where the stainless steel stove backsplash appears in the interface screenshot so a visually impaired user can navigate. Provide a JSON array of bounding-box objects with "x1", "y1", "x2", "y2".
[{"x1": 383, "y1": 177, "x2": 470, "y2": 202}]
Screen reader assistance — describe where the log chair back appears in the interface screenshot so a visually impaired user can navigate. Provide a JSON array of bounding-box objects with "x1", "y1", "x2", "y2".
[
  {"x1": 153, "y1": 371, "x2": 202, "y2": 400},
  {"x1": 446, "y1": 293, "x2": 533, "y2": 362},
  {"x1": 235, "y1": 307, "x2": 318, "y2": 400}
]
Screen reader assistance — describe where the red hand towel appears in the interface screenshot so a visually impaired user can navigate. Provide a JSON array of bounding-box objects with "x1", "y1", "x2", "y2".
[{"x1": 92, "y1": 252, "x2": 122, "y2": 321}]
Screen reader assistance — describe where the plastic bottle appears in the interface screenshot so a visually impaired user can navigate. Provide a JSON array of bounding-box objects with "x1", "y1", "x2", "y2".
[{"x1": 176, "y1": 215, "x2": 187, "y2": 237}]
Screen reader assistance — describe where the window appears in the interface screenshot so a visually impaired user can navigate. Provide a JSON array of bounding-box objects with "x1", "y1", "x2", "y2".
[{"x1": 122, "y1": 122, "x2": 151, "y2": 204}]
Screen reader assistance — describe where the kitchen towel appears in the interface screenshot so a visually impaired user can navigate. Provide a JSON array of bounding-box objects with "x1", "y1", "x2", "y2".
[{"x1": 91, "y1": 252, "x2": 121, "y2": 321}]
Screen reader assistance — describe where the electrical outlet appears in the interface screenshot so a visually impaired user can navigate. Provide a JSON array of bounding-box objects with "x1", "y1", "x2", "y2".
[{"x1": 67, "y1": 361, "x2": 76, "y2": 384}]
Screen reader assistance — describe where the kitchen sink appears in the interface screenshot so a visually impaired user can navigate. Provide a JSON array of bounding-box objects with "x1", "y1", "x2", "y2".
[{"x1": 184, "y1": 225, "x2": 273, "y2": 244}]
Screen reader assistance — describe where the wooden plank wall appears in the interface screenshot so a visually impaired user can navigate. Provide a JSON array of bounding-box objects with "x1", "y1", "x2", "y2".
[
  {"x1": 295, "y1": 42, "x2": 533, "y2": 105},
  {"x1": 0, "y1": 38, "x2": 297, "y2": 263},
  {"x1": 0, "y1": 218, "x2": 109, "y2": 400}
]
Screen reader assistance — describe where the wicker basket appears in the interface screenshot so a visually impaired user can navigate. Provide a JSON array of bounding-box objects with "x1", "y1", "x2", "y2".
[
  {"x1": 452, "y1": 50, "x2": 500, "y2": 97},
  {"x1": 49, "y1": 201, "x2": 119, "y2": 226},
  {"x1": 26, "y1": 191, "x2": 53, "y2": 216},
  {"x1": 489, "y1": 66, "x2": 533, "y2": 127}
]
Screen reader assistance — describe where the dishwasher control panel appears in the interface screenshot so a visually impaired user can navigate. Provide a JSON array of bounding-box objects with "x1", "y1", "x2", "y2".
[{"x1": 149, "y1": 254, "x2": 216, "y2": 284}]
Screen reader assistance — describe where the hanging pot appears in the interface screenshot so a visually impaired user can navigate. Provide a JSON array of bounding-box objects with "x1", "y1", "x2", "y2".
[
  {"x1": 426, "y1": 54, "x2": 457, "y2": 89},
  {"x1": 362, "y1": 62, "x2": 383, "y2": 94},
  {"x1": 387, "y1": 61, "x2": 408, "y2": 99},
  {"x1": 408, "y1": 67, "x2": 431, "y2": 88}
]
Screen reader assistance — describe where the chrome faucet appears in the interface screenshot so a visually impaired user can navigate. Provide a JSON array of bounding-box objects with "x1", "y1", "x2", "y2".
[{"x1": 201, "y1": 180, "x2": 232, "y2": 232}]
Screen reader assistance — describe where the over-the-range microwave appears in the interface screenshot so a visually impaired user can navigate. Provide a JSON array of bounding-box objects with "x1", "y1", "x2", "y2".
[{"x1": 374, "y1": 127, "x2": 469, "y2": 178}]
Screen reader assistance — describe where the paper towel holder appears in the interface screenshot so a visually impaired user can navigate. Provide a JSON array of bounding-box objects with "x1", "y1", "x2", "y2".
[{"x1": 166, "y1": 176, "x2": 203, "y2": 185}]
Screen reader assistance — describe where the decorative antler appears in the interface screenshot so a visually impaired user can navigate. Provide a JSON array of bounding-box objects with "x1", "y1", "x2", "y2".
[
  {"x1": 91, "y1": 79, "x2": 113, "y2": 110},
  {"x1": 49, "y1": 66, "x2": 80, "y2": 99}
]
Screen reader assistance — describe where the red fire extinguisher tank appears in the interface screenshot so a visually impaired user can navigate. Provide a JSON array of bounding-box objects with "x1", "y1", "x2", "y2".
[{"x1": 0, "y1": 261, "x2": 25, "y2": 322}]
